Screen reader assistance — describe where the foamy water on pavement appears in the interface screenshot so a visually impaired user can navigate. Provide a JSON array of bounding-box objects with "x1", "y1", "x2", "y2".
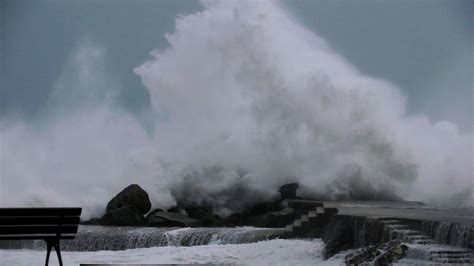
[{"x1": 0, "y1": 239, "x2": 342, "y2": 265}]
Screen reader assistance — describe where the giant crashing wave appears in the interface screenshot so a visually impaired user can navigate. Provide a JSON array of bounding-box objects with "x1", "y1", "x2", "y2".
[{"x1": 1, "y1": 0, "x2": 472, "y2": 219}]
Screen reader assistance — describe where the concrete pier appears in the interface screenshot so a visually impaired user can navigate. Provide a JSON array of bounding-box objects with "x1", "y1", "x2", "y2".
[
  {"x1": 324, "y1": 201, "x2": 474, "y2": 225},
  {"x1": 284, "y1": 200, "x2": 473, "y2": 263}
]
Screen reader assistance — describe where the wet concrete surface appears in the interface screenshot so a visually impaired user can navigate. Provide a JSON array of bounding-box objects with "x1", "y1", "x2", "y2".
[{"x1": 323, "y1": 201, "x2": 474, "y2": 225}]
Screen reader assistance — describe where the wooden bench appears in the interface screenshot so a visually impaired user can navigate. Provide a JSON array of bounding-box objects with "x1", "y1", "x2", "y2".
[{"x1": 0, "y1": 207, "x2": 82, "y2": 265}]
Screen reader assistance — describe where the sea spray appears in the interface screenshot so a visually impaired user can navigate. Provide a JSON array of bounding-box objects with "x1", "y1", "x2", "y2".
[
  {"x1": 135, "y1": 0, "x2": 472, "y2": 206},
  {"x1": 0, "y1": 0, "x2": 472, "y2": 218}
]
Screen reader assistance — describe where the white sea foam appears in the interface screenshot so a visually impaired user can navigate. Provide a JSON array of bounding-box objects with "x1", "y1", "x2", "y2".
[
  {"x1": 0, "y1": 239, "x2": 334, "y2": 265},
  {"x1": 0, "y1": 0, "x2": 472, "y2": 218}
]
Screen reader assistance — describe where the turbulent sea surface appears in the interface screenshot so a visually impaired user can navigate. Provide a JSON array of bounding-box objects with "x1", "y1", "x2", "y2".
[
  {"x1": 0, "y1": 226, "x2": 340, "y2": 265},
  {"x1": 0, "y1": 239, "x2": 337, "y2": 265}
]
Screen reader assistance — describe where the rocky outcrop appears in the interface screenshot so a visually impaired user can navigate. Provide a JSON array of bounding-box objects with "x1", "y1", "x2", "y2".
[
  {"x1": 185, "y1": 205, "x2": 222, "y2": 227},
  {"x1": 106, "y1": 184, "x2": 151, "y2": 215},
  {"x1": 265, "y1": 207, "x2": 295, "y2": 228},
  {"x1": 167, "y1": 206, "x2": 186, "y2": 215},
  {"x1": 101, "y1": 205, "x2": 145, "y2": 226},
  {"x1": 83, "y1": 183, "x2": 339, "y2": 230},
  {"x1": 238, "y1": 201, "x2": 284, "y2": 227},
  {"x1": 345, "y1": 240, "x2": 408, "y2": 265},
  {"x1": 243, "y1": 214, "x2": 269, "y2": 228},
  {"x1": 224, "y1": 213, "x2": 244, "y2": 227},
  {"x1": 145, "y1": 209, "x2": 165, "y2": 226},
  {"x1": 81, "y1": 184, "x2": 152, "y2": 226},
  {"x1": 278, "y1": 183, "x2": 299, "y2": 200},
  {"x1": 246, "y1": 201, "x2": 282, "y2": 216},
  {"x1": 146, "y1": 211, "x2": 200, "y2": 227}
]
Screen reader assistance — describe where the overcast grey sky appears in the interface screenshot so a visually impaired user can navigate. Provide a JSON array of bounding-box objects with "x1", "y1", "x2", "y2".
[{"x1": 1, "y1": 0, "x2": 472, "y2": 129}]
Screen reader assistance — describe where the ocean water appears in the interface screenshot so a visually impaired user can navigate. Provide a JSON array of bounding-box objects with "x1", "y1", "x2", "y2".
[{"x1": 0, "y1": 239, "x2": 342, "y2": 265}]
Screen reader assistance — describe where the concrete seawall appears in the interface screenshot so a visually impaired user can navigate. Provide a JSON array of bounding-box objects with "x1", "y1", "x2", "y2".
[{"x1": 287, "y1": 201, "x2": 473, "y2": 263}]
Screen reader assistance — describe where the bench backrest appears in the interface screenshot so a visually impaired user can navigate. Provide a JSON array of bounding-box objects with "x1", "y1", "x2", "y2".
[{"x1": 0, "y1": 208, "x2": 81, "y2": 240}]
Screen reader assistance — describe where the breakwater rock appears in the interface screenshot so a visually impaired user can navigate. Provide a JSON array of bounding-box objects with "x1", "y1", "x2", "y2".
[
  {"x1": 344, "y1": 240, "x2": 408, "y2": 265},
  {"x1": 83, "y1": 183, "x2": 305, "y2": 228}
]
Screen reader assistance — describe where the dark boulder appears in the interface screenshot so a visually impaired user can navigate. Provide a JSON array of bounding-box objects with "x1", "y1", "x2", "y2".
[
  {"x1": 240, "y1": 201, "x2": 281, "y2": 227},
  {"x1": 185, "y1": 205, "x2": 221, "y2": 227},
  {"x1": 148, "y1": 208, "x2": 164, "y2": 214},
  {"x1": 224, "y1": 213, "x2": 243, "y2": 227},
  {"x1": 167, "y1": 206, "x2": 186, "y2": 215},
  {"x1": 345, "y1": 240, "x2": 408, "y2": 265},
  {"x1": 101, "y1": 205, "x2": 145, "y2": 226},
  {"x1": 265, "y1": 207, "x2": 295, "y2": 228},
  {"x1": 244, "y1": 214, "x2": 270, "y2": 228},
  {"x1": 247, "y1": 201, "x2": 281, "y2": 216},
  {"x1": 373, "y1": 242, "x2": 408, "y2": 265},
  {"x1": 146, "y1": 211, "x2": 199, "y2": 227},
  {"x1": 106, "y1": 184, "x2": 151, "y2": 215},
  {"x1": 345, "y1": 245, "x2": 381, "y2": 265},
  {"x1": 145, "y1": 208, "x2": 165, "y2": 226},
  {"x1": 279, "y1": 183, "x2": 299, "y2": 200}
]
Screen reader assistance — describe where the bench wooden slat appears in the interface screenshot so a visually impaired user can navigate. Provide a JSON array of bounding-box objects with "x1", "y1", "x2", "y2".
[
  {"x1": 0, "y1": 235, "x2": 76, "y2": 240},
  {"x1": 0, "y1": 208, "x2": 82, "y2": 217},
  {"x1": 0, "y1": 216, "x2": 80, "y2": 225},
  {"x1": 0, "y1": 225, "x2": 78, "y2": 235},
  {"x1": 0, "y1": 207, "x2": 82, "y2": 266}
]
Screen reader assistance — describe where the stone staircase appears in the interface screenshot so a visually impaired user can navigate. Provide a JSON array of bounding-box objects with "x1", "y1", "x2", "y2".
[
  {"x1": 381, "y1": 219, "x2": 435, "y2": 245},
  {"x1": 429, "y1": 250, "x2": 472, "y2": 264},
  {"x1": 285, "y1": 207, "x2": 322, "y2": 233},
  {"x1": 380, "y1": 219, "x2": 473, "y2": 264},
  {"x1": 283, "y1": 201, "x2": 337, "y2": 237}
]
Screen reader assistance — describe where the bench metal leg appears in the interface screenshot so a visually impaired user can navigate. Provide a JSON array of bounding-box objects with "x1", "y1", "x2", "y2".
[
  {"x1": 45, "y1": 240, "x2": 52, "y2": 266},
  {"x1": 45, "y1": 240, "x2": 63, "y2": 266},
  {"x1": 54, "y1": 241, "x2": 63, "y2": 266}
]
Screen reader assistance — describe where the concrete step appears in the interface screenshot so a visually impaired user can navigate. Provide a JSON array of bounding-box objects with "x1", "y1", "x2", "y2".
[
  {"x1": 431, "y1": 253, "x2": 471, "y2": 259},
  {"x1": 316, "y1": 207, "x2": 325, "y2": 214},
  {"x1": 293, "y1": 219, "x2": 301, "y2": 227},
  {"x1": 282, "y1": 204, "x2": 338, "y2": 236},
  {"x1": 430, "y1": 250, "x2": 471, "y2": 255},
  {"x1": 379, "y1": 219, "x2": 403, "y2": 224},
  {"x1": 308, "y1": 216, "x2": 319, "y2": 223},
  {"x1": 324, "y1": 207, "x2": 339, "y2": 215},
  {"x1": 431, "y1": 258, "x2": 471, "y2": 263},
  {"x1": 430, "y1": 249, "x2": 472, "y2": 264},
  {"x1": 405, "y1": 235, "x2": 430, "y2": 241},
  {"x1": 392, "y1": 229, "x2": 419, "y2": 236},
  {"x1": 390, "y1": 229, "x2": 417, "y2": 240},
  {"x1": 299, "y1": 220, "x2": 312, "y2": 230},
  {"x1": 300, "y1": 215, "x2": 309, "y2": 222},
  {"x1": 385, "y1": 224, "x2": 409, "y2": 230},
  {"x1": 412, "y1": 239, "x2": 434, "y2": 244}
]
